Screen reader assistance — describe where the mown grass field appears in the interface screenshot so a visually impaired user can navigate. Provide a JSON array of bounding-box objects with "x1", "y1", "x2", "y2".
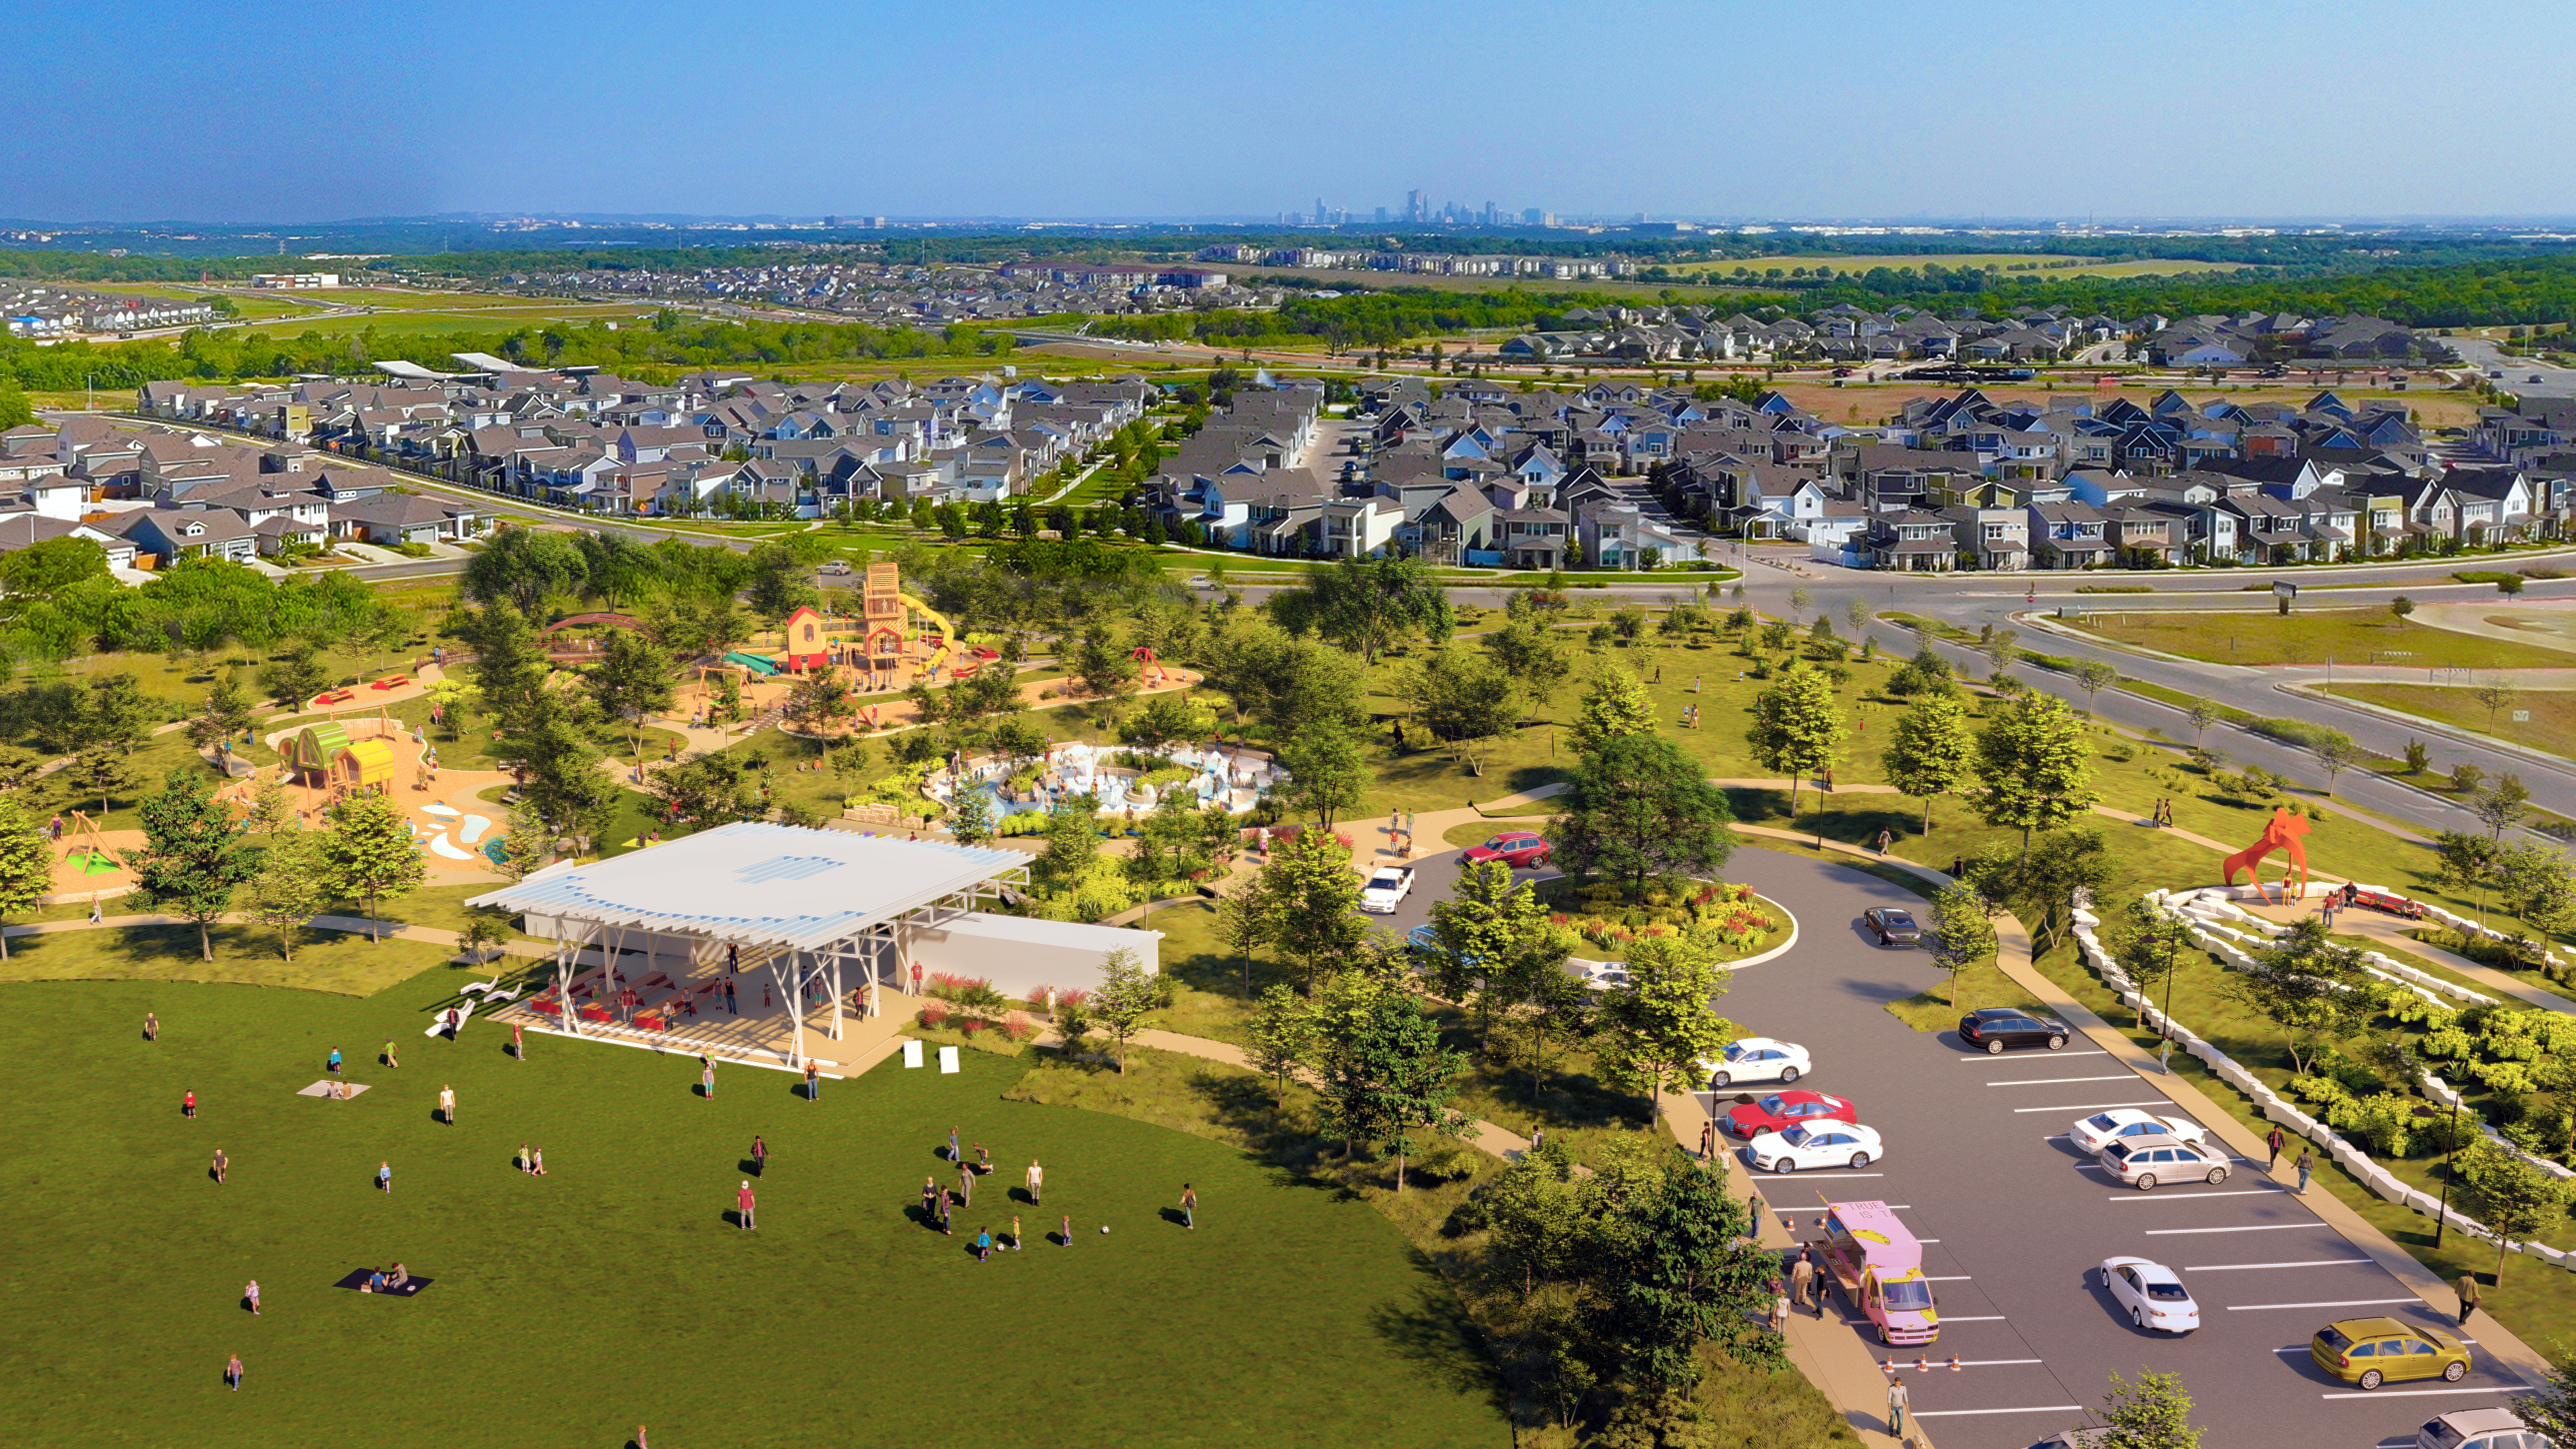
[
  {"x1": 2325, "y1": 680, "x2": 2576, "y2": 760},
  {"x1": 2063, "y1": 606, "x2": 2576, "y2": 669}
]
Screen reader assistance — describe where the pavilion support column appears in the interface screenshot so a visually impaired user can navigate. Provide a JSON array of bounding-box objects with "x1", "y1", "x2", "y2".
[{"x1": 828, "y1": 945, "x2": 844, "y2": 1042}]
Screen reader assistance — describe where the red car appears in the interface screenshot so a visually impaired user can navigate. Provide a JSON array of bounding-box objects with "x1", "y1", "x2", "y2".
[
  {"x1": 1462, "y1": 830, "x2": 1552, "y2": 870},
  {"x1": 1723, "y1": 1089, "x2": 1859, "y2": 1140}
]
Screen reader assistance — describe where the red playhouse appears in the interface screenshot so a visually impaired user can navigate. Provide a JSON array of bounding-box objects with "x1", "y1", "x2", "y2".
[{"x1": 779, "y1": 606, "x2": 833, "y2": 672}]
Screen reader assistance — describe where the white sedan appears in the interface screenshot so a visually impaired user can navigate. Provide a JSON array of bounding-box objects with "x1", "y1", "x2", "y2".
[
  {"x1": 2098, "y1": 1255, "x2": 2200, "y2": 1334},
  {"x1": 2068, "y1": 1108, "x2": 2209, "y2": 1156},
  {"x1": 1357, "y1": 867, "x2": 1413, "y2": 914},
  {"x1": 1748, "y1": 1122, "x2": 1884, "y2": 1174},
  {"x1": 1702, "y1": 1037, "x2": 1812, "y2": 1089}
]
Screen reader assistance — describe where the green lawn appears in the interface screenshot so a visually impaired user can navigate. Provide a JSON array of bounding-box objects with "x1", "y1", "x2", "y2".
[
  {"x1": 2324, "y1": 681, "x2": 2576, "y2": 760},
  {"x1": 2063, "y1": 607, "x2": 2576, "y2": 669},
  {"x1": 0, "y1": 922, "x2": 459, "y2": 995},
  {"x1": 0, "y1": 969, "x2": 1513, "y2": 1447}
]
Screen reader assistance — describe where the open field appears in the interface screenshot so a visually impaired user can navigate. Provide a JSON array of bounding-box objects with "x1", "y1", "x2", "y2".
[
  {"x1": 2324, "y1": 680, "x2": 2576, "y2": 759},
  {"x1": 2063, "y1": 606, "x2": 2576, "y2": 669},
  {"x1": 0, "y1": 967, "x2": 1507, "y2": 1448}
]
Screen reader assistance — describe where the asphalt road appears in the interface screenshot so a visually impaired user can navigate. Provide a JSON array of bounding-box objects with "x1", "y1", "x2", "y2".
[{"x1": 2447, "y1": 337, "x2": 2576, "y2": 400}]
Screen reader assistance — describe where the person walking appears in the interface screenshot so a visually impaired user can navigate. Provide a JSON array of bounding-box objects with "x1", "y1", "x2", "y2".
[
  {"x1": 513, "y1": 1022, "x2": 525, "y2": 1060},
  {"x1": 88, "y1": 892, "x2": 101, "y2": 924},
  {"x1": 1697, "y1": 1120, "x2": 1713, "y2": 1160},
  {"x1": 804, "y1": 1058, "x2": 819, "y2": 1099},
  {"x1": 948, "y1": 1126, "x2": 961, "y2": 1163},
  {"x1": 976, "y1": 1226, "x2": 994, "y2": 1262},
  {"x1": 1179, "y1": 1183, "x2": 1197, "y2": 1230},
  {"x1": 701, "y1": 1058, "x2": 715, "y2": 1099},
  {"x1": 2457, "y1": 1271, "x2": 2481, "y2": 1326},
  {"x1": 144, "y1": 1012, "x2": 158, "y2": 1042},
  {"x1": 378, "y1": 1161, "x2": 392, "y2": 1195},
  {"x1": 2294, "y1": 1147, "x2": 2314, "y2": 1195},
  {"x1": 1886, "y1": 1375, "x2": 1910, "y2": 1442},
  {"x1": 1876, "y1": 828, "x2": 1893, "y2": 857},
  {"x1": 226, "y1": 1353, "x2": 244, "y2": 1393},
  {"x1": 211, "y1": 1148, "x2": 227, "y2": 1185},
  {"x1": 384, "y1": 1038, "x2": 399, "y2": 1069},
  {"x1": 959, "y1": 1163, "x2": 974, "y2": 1207},
  {"x1": 751, "y1": 1135, "x2": 767, "y2": 1178},
  {"x1": 1011, "y1": 1214, "x2": 1023, "y2": 1250},
  {"x1": 530, "y1": 1146, "x2": 545, "y2": 1177},
  {"x1": 439, "y1": 1085, "x2": 455, "y2": 1125},
  {"x1": 1790, "y1": 1252, "x2": 1816, "y2": 1317},
  {"x1": 327, "y1": 1046, "x2": 342, "y2": 1075},
  {"x1": 245, "y1": 1279, "x2": 260, "y2": 1316},
  {"x1": 1805, "y1": 1244, "x2": 1828, "y2": 1317},
  {"x1": 1768, "y1": 1282, "x2": 1791, "y2": 1336},
  {"x1": 519, "y1": 1142, "x2": 532, "y2": 1175},
  {"x1": 1059, "y1": 1213, "x2": 1071, "y2": 1247},
  {"x1": 737, "y1": 1180, "x2": 756, "y2": 1230},
  {"x1": 2265, "y1": 1125, "x2": 2285, "y2": 1172},
  {"x1": 938, "y1": 1189, "x2": 954, "y2": 1236},
  {"x1": 1026, "y1": 1159, "x2": 1043, "y2": 1205},
  {"x1": 184, "y1": 1089, "x2": 197, "y2": 1120},
  {"x1": 724, "y1": 977, "x2": 737, "y2": 1016}
]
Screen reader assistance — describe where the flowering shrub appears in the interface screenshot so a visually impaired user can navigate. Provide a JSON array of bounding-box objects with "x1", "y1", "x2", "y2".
[
  {"x1": 925, "y1": 971, "x2": 989, "y2": 1000},
  {"x1": 1053, "y1": 987, "x2": 1088, "y2": 1012},
  {"x1": 959, "y1": 1018, "x2": 984, "y2": 1037},
  {"x1": 1000, "y1": 1012, "x2": 1035, "y2": 1042},
  {"x1": 917, "y1": 1000, "x2": 950, "y2": 1028}
]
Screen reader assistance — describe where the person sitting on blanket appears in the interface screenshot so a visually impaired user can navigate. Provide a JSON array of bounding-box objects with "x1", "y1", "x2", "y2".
[
  {"x1": 366, "y1": 1270, "x2": 386, "y2": 1293},
  {"x1": 388, "y1": 1263, "x2": 409, "y2": 1290}
]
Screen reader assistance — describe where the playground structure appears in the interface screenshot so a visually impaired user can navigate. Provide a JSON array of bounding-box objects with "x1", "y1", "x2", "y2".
[
  {"x1": 715, "y1": 562, "x2": 974, "y2": 690},
  {"x1": 2220, "y1": 805, "x2": 2312, "y2": 904},
  {"x1": 257, "y1": 706, "x2": 519, "y2": 874},
  {"x1": 929, "y1": 739, "x2": 1287, "y2": 822},
  {"x1": 536, "y1": 612, "x2": 647, "y2": 664}
]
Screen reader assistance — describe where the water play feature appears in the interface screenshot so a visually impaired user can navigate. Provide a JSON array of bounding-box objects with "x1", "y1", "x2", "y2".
[{"x1": 928, "y1": 739, "x2": 1287, "y2": 822}]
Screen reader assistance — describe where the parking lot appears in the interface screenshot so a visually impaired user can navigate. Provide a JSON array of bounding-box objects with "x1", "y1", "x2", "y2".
[{"x1": 1391, "y1": 843, "x2": 2538, "y2": 1448}]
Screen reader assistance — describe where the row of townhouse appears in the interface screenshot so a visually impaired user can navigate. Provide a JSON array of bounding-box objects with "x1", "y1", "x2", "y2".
[
  {"x1": 1, "y1": 283, "x2": 222, "y2": 337},
  {"x1": 2142, "y1": 311, "x2": 2430, "y2": 368},
  {"x1": 138, "y1": 367, "x2": 1156, "y2": 519},
  {"x1": 0, "y1": 420, "x2": 485, "y2": 569}
]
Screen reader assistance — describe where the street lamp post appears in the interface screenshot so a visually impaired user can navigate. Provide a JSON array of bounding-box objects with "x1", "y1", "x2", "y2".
[{"x1": 2412, "y1": 1099, "x2": 2464, "y2": 1248}]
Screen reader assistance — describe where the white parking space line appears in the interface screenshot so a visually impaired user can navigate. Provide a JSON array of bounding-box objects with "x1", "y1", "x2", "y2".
[
  {"x1": 1959, "y1": 1051, "x2": 2105, "y2": 1060},
  {"x1": 1777, "y1": 1203, "x2": 1910, "y2": 1210},
  {"x1": 2226, "y1": 1298, "x2": 2420, "y2": 1311},
  {"x1": 1951, "y1": 1359, "x2": 2046, "y2": 1366},
  {"x1": 2184, "y1": 1258, "x2": 2374, "y2": 1271},
  {"x1": 2145, "y1": 1224, "x2": 2322, "y2": 1236},
  {"x1": 2013, "y1": 1100, "x2": 2172, "y2": 1113},
  {"x1": 1986, "y1": 1075, "x2": 2138, "y2": 1087},
  {"x1": 1915, "y1": 1405, "x2": 2087, "y2": 1418},
  {"x1": 2110, "y1": 1189, "x2": 2288, "y2": 1201},
  {"x1": 1768, "y1": 1173, "x2": 1884, "y2": 1179},
  {"x1": 2322, "y1": 1387, "x2": 2535, "y2": 1400},
  {"x1": 1926, "y1": 1275, "x2": 1974, "y2": 1281}
]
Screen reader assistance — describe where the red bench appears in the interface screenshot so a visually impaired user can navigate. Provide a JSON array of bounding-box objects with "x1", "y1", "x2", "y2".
[{"x1": 2343, "y1": 886, "x2": 2426, "y2": 920}]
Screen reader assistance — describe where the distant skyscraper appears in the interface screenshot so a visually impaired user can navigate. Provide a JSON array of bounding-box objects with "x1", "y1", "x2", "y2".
[
  {"x1": 1315, "y1": 197, "x2": 1327, "y2": 225},
  {"x1": 1375, "y1": 206, "x2": 1389, "y2": 223},
  {"x1": 1406, "y1": 189, "x2": 1424, "y2": 223},
  {"x1": 1522, "y1": 207, "x2": 1544, "y2": 226}
]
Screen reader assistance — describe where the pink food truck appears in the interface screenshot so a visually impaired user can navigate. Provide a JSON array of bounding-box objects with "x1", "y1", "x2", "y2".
[{"x1": 1806, "y1": 1199, "x2": 1939, "y2": 1345}]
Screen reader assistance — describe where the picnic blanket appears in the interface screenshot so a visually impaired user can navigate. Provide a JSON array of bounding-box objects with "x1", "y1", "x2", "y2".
[
  {"x1": 334, "y1": 1269, "x2": 432, "y2": 1297},
  {"x1": 295, "y1": 1081, "x2": 372, "y2": 1098}
]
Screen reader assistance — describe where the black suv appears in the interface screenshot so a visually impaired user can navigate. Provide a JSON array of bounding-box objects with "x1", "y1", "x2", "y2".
[{"x1": 1958, "y1": 1007, "x2": 2073, "y2": 1055}]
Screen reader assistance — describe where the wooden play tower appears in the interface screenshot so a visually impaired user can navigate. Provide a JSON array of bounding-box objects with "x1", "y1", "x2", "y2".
[{"x1": 861, "y1": 561, "x2": 906, "y2": 684}]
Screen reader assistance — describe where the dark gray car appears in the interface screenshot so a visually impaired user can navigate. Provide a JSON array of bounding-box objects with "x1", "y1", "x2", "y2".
[{"x1": 1863, "y1": 906, "x2": 1922, "y2": 947}]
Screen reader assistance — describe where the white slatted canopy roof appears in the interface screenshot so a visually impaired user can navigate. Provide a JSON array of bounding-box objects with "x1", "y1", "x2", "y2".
[{"x1": 467, "y1": 821, "x2": 1026, "y2": 951}]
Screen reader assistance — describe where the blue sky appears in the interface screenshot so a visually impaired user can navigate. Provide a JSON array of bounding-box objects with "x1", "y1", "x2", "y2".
[{"x1": 4, "y1": 0, "x2": 2567, "y2": 224}]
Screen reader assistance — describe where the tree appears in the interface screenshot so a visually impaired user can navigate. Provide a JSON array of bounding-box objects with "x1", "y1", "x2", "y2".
[
  {"x1": 2313, "y1": 737, "x2": 2364, "y2": 797},
  {"x1": 238, "y1": 826, "x2": 329, "y2": 963},
  {"x1": 1072, "y1": 621, "x2": 1141, "y2": 706},
  {"x1": 0, "y1": 535, "x2": 107, "y2": 596},
  {"x1": 323, "y1": 792, "x2": 429, "y2": 943},
  {"x1": 1886, "y1": 640, "x2": 1956, "y2": 698},
  {"x1": 2496, "y1": 841, "x2": 2576, "y2": 939},
  {"x1": 1927, "y1": 884, "x2": 1998, "y2": 1009},
  {"x1": 492, "y1": 804, "x2": 553, "y2": 882},
  {"x1": 1087, "y1": 946, "x2": 1157, "y2": 1075},
  {"x1": 2473, "y1": 676, "x2": 2517, "y2": 733},
  {"x1": 1268, "y1": 553, "x2": 1452, "y2": 664},
  {"x1": 584, "y1": 627, "x2": 676, "y2": 762},
  {"x1": 464, "y1": 602, "x2": 549, "y2": 732},
  {"x1": 1199, "y1": 623, "x2": 1366, "y2": 738},
  {"x1": 1037, "y1": 803, "x2": 1099, "y2": 889},
  {"x1": 1261, "y1": 824, "x2": 1363, "y2": 994},
  {"x1": 2110, "y1": 897, "x2": 2194, "y2": 1030},
  {"x1": 2434, "y1": 829, "x2": 2508, "y2": 928},
  {"x1": 1883, "y1": 692, "x2": 1974, "y2": 835},
  {"x1": 2070, "y1": 658, "x2": 2120, "y2": 714},
  {"x1": 947, "y1": 788, "x2": 997, "y2": 847},
  {"x1": 76, "y1": 674, "x2": 156, "y2": 757},
  {"x1": 1979, "y1": 625, "x2": 2021, "y2": 682},
  {"x1": 464, "y1": 525, "x2": 588, "y2": 616},
  {"x1": 2471, "y1": 773, "x2": 2534, "y2": 839},
  {"x1": 120, "y1": 769, "x2": 258, "y2": 962},
  {"x1": 1566, "y1": 664, "x2": 1654, "y2": 755},
  {"x1": 1311, "y1": 983, "x2": 1472, "y2": 1191},
  {"x1": 2220, "y1": 918, "x2": 2383, "y2": 1076},
  {"x1": 2457, "y1": 1139, "x2": 2576, "y2": 1286},
  {"x1": 572, "y1": 529, "x2": 665, "y2": 611},
  {"x1": 1745, "y1": 665, "x2": 1846, "y2": 815},
  {"x1": 69, "y1": 748, "x2": 137, "y2": 820},
  {"x1": 1786, "y1": 586, "x2": 1811, "y2": 623},
  {"x1": 1277, "y1": 722, "x2": 1369, "y2": 829},
  {"x1": 1973, "y1": 690, "x2": 2101, "y2": 859},
  {"x1": 2391, "y1": 595, "x2": 2416, "y2": 621},
  {"x1": 1214, "y1": 873, "x2": 1279, "y2": 997},
  {"x1": 2184, "y1": 698, "x2": 2221, "y2": 748},
  {"x1": 1244, "y1": 981, "x2": 1318, "y2": 1113},
  {"x1": 1401, "y1": 649, "x2": 1522, "y2": 775},
  {"x1": 2080, "y1": 1369, "x2": 2201, "y2": 1449},
  {"x1": 648, "y1": 753, "x2": 761, "y2": 836},
  {"x1": 1428, "y1": 858, "x2": 1545, "y2": 1057},
  {"x1": 2518, "y1": 1353, "x2": 2576, "y2": 1448},
  {"x1": 460, "y1": 910, "x2": 513, "y2": 967},
  {"x1": 1118, "y1": 692, "x2": 1214, "y2": 755},
  {"x1": 1548, "y1": 732, "x2": 1736, "y2": 902},
  {"x1": 1601, "y1": 1150, "x2": 1782, "y2": 1391},
  {"x1": 744, "y1": 541, "x2": 818, "y2": 632},
  {"x1": 0, "y1": 796, "x2": 51, "y2": 962},
  {"x1": 1598, "y1": 932, "x2": 1739, "y2": 1101},
  {"x1": 184, "y1": 671, "x2": 255, "y2": 759},
  {"x1": 1482, "y1": 609, "x2": 1576, "y2": 710},
  {"x1": 495, "y1": 688, "x2": 610, "y2": 845}
]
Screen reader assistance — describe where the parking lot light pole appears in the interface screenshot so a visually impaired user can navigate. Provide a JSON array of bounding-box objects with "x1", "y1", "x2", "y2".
[{"x1": 2412, "y1": 1099, "x2": 2463, "y2": 1248}]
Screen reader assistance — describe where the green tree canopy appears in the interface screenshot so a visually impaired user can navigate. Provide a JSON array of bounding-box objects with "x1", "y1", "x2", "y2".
[
  {"x1": 1972, "y1": 690, "x2": 2101, "y2": 857},
  {"x1": 1547, "y1": 731, "x2": 1735, "y2": 901}
]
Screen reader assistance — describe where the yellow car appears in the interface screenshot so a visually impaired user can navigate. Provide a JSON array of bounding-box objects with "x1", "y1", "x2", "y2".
[{"x1": 2310, "y1": 1318, "x2": 2471, "y2": 1390}]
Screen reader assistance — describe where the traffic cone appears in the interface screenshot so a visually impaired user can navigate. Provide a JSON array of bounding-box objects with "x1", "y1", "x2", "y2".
[{"x1": 1949, "y1": 1356, "x2": 1962, "y2": 1373}]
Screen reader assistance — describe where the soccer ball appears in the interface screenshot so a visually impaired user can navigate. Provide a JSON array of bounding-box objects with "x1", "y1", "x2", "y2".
[{"x1": 1099, "y1": 1224, "x2": 1110, "y2": 1234}]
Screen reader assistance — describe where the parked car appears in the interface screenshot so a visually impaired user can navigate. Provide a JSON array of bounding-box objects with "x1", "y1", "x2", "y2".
[
  {"x1": 2099, "y1": 1133, "x2": 2230, "y2": 1191},
  {"x1": 1723, "y1": 1089, "x2": 1858, "y2": 1140},
  {"x1": 820, "y1": 559, "x2": 853, "y2": 575},
  {"x1": 2098, "y1": 1255, "x2": 2199, "y2": 1334},
  {"x1": 1958, "y1": 1007, "x2": 2074, "y2": 1054},
  {"x1": 2068, "y1": 1108, "x2": 2210, "y2": 1155},
  {"x1": 1704, "y1": 1037, "x2": 1811, "y2": 1089},
  {"x1": 1358, "y1": 867, "x2": 1414, "y2": 914},
  {"x1": 2418, "y1": 1407, "x2": 2553, "y2": 1449},
  {"x1": 1749, "y1": 1122, "x2": 1883, "y2": 1173},
  {"x1": 2312, "y1": 1317, "x2": 2471, "y2": 1390},
  {"x1": 1863, "y1": 906, "x2": 1923, "y2": 947},
  {"x1": 1461, "y1": 830, "x2": 1551, "y2": 870}
]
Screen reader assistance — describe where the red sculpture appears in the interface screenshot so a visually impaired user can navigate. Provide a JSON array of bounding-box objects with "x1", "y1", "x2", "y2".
[{"x1": 2220, "y1": 806, "x2": 2311, "y2": 904}]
